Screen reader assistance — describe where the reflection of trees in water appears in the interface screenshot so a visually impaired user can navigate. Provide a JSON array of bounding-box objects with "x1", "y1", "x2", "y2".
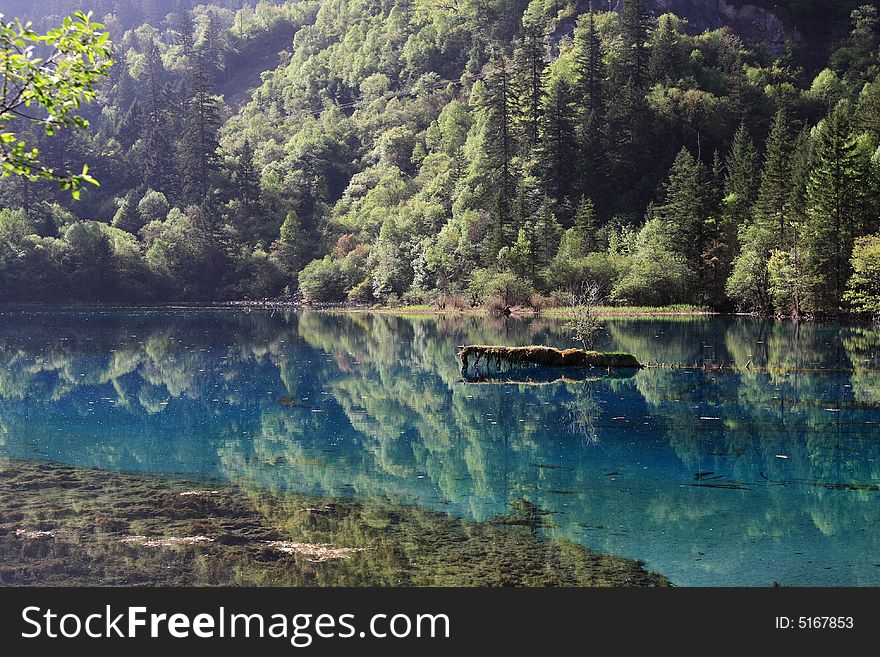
[
  {"x1": 844, "y1": 326, "x2": 880, "y2": 407},
  {"x1": 563, "y1": 382, "x2": 600, "y2": 444},
  {"x1": 1, "y1": 310, "x2": 880, "y2": 583}
]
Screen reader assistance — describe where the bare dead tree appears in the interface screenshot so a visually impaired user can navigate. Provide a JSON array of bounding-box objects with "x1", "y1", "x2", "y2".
[{"x1": 566, "y1": 282, "x2": 603, "y2": 350}]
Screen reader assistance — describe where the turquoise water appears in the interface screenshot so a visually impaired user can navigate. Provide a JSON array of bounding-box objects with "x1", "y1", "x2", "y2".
[{"x1": 1, "y1": 307, "x2": 879, "y2": 586}]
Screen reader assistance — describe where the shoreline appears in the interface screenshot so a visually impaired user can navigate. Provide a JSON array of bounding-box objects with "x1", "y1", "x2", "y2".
[{"x1": 0, "y1": 300, "x2": 877, "y2": 323}]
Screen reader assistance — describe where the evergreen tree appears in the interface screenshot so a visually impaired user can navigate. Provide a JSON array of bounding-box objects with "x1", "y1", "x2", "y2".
[
  {"x1": 233, "y1": 139, "x2": 261, "y2": 212},
  {"x1": 619, "y1": 0, "x2": 651, "y2": 92},
  {"x1": 649, "y1": 13, "x2": 684, "y2": 84},
  {"x1": 730, "y1": 124, "x2": 809, "y2": 315},
  {"x1": 655, "y1": 148, "x2": 708, "y2": 273},
  {"x1": 140, "y1": 42, "x2": 177, "y2": 199},
  {"x1": 755, "y1": 108, "x2": 792, "y2": 246},
  {"x1": 573, "y1": 6, "x2": 607, "y2": 212},
  {"x1": 112, "y1": 192, "x2": 143, "y2": 235},
  {"x1": 836, "y1": 5, "x2": 880, "y2": 85},
  {"x1": 723, "y1": 123, "x2": 759, "y2": 231},
  {"x1": 804, "y1": 101, "x2": 864, "y2": 312},
  {"x1": 180, "y1": 52, "x2": 222, "y2": 202},
  {"x1": 192, "y1": 193, "x2": 232, "y2": 298},
  {"x1": 272, "y1": 211, "x2": 307, "y2": 279},
  {"x1": 855, "y1": 76, "x2": 880, "y2": 144},
  {"x1": 200, "y1": 9, "x2": 224, "y2": 75},
  {"x1": 603, "y1": 80, "x2": 648, "y2": 213},
  {"x1": 514, "y1": 7, "x2": 548, "y2": 155},
  {"x1": 143, "y1": 39, "x2": 164, "y2": 121},
  {"x1": 574, "y1": 6, "x2": 604, "y2": 117},
  {"x1": 174, "y1": 4, "x2": 195, "y2": 55},
  {"x1": 572, "y1": 196, "x2": 600, "y2": 254},
  {"x1": 538, "y1": 74, "x2": 577, "y2": 216},
  {"x1": 481, "y1": 53, "x2": 519, "y2": 250},
  {"x1": 708, "y1": 149, "x2": 725, "y2": 216},
  {"x1": 143, "y1": 119, "x2": 178, "y2": 200},
  {"x1": 605, "y1": 0, "x2": 653, "y2": 214}
]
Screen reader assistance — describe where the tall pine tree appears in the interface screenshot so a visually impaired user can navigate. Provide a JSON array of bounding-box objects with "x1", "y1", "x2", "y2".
[
  {"x1": 573, "y1": 6, "x2": 607, "y2": 212},
  {"x1": 481, "y1": 53, "x2": 519, "y2": 251},
  {"x1": 723, "y1": 123, "x2": 759, "y2": 231},
  {"x1": 538, "y1": 74, "x2": 578, "y2": 218},
  {"x1": 180, "y1": 52, "x2": 221, "y2": 202},
  {"x1": 514, "y1": 6, "x2": 548, "y2": 156},
  {"x1": 804, "y1": 101, "x2": 864, "y2": 312},
  {"x1": 619, "y1": 0, "x2": 651, "y2": 92},
  {"x1": 655, "y1": 148, "x2": 709, "y2": 276},
  {"x1": 755, "y1": 108, "x2": 793, "y2": 247}
]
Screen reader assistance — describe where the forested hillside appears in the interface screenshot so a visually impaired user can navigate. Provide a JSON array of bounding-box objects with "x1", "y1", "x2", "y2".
[{"x1": 2, "y1": 0, "x2": 880, "y2": 316}]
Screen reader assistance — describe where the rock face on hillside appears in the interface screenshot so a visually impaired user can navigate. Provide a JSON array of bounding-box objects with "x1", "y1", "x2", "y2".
[{"x1": 597, "y1": 0, "x2": 801, "y2": 48}]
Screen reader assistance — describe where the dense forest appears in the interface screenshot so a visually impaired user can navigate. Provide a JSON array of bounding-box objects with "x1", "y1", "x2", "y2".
[{"x1": 1, "y1": 0, "x2": 880, "y2": 316}]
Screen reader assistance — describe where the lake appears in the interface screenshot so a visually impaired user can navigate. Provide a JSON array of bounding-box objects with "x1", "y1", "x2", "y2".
[{"x1": 1, "y1": 307, "x2": 879, "y2": 586}]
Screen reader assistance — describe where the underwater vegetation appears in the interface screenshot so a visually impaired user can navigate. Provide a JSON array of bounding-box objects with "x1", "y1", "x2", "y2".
[{"x1": 0, "y1": 458, "x2": 668, "y2": 586}]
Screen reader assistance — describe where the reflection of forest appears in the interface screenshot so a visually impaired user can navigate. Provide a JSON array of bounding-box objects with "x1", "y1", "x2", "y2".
[{"x1": 0, "y1": 308, "x2": 879, "y2": 585}]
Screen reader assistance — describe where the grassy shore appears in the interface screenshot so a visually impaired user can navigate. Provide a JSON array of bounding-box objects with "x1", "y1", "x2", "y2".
[{"x1": 328, "y1": 303, "x2": 714, "y2": 317}]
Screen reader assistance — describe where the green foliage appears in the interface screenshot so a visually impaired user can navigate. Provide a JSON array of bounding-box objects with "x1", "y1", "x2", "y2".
[
  {"x1": 726, "y1": 222, "x2": 774, "y2": 312},
  {"x1": 0, "y1": 0, "x2": 878, "y2": 314},
  {"x1": 611, "y1": 218, "x2": 696, "y2": 306},
  {"x1": 112, "y1": 191, "x2": 142, "y2": 234},
  {"x1": 137, "y1": 190, "x2": 170, "y2": 226},
  {"x1": 0, "y1": 11, "x2": 113, "y2": 194},
  {"x1": 144, "y1": 208, "x2": 202, "y2": 297},
  {"x1": 723, "y1": 123, "x2": 759, "y2": 229},
  {"x1": 298, "y1": 248, "x2": 369, "y2": 303},
  {"x1": 803, "y1": 100, "x2": 868, "y2": 312},
  {"x1": 767, "y1": 248, "x2": 808, "y2": 316},
  {"x1": 228, "y1": 247, "x2": 284, "y2": 300},
  {"x1": 467, "y1": 268, "x2": 532, "y2": 306},
  {"x1": 844, "y1": 234, "x2": 880, "y2": 316}
]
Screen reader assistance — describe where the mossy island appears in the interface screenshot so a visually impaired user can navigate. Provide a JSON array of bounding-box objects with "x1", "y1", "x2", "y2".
[{"x1": 458, "y1": 345, "x2": 642, "y2": 378}]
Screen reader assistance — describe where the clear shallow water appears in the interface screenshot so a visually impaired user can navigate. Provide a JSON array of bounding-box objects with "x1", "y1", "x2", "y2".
[{"x1": 1, "y1": 307, "x2": 879, "y2": 586}]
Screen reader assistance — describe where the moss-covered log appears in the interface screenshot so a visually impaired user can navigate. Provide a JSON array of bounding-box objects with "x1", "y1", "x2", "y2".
[
  {"x1": 462, "y1": 368, "x2": 638, "y2": 385},
  {"x1": 458, "y1": 345, "x2": 641, "y2": 377}
]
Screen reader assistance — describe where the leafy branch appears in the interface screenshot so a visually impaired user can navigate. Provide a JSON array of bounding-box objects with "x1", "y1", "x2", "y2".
[{"x1": 0, "y1": 10, "x2": 113, "y2": 198}]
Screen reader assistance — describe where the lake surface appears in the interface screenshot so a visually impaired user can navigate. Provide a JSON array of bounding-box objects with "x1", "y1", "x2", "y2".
[{"x1": 1, "y1": 307, "x2": 879, "y2": 586}]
